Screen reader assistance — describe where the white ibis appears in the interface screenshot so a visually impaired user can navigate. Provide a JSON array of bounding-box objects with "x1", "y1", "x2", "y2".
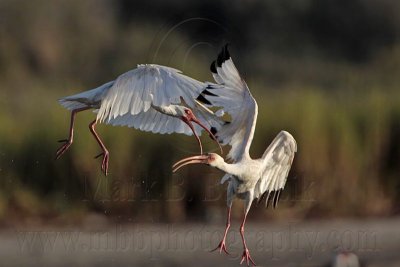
[
  {"x1": 173, "y1": 45, "x2": 297, "y2": 266},
  {"x1": 56, "y1": 64, "x2": 223, "y2": 175}
]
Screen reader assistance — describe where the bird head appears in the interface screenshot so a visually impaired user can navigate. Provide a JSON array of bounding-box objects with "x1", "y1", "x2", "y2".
[
  {"x1": 181, "y1": 107, "x2": 195, "y2": 119},
  {"x1": 179, "y1": 107, "x2": 223, "y2": 154},
  {"x1": 174, "y1": 106, "x2": 191, "y2": 117},
  {"x1": 206, "y1": 153, "x2": 224, "y2": 167},
  {"x1": 172, "y1": 153, "x2": 224, "y2": 173}
]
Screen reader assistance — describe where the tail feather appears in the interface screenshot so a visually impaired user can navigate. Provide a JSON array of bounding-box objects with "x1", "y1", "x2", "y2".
[
  {"x1": 58, "y1": 99, "x2": 88, "y2": 111},
  {"x1": 58, "y1": 81, "x2": 114, "y2": 111}
]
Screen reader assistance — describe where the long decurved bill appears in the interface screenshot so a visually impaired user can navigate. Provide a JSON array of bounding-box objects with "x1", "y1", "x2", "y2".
[
  {"x1": 172, "y1": 155, "x2": 209, "y2": 173},
  {"x1": 189, "y1": 117, "x2": 223, "y2": 154}
]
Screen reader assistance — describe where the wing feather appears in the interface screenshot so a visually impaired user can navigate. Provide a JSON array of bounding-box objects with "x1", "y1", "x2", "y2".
[
  {"x1": 108, "y1": 108, "x2": 194, "y2": 135},
  {"x1": 200, "y1": 45, "x2": 258, "y2": 162},
  {"x1": 90, "y1": 64, "x2": 228, "y2": 136},
  {"x1": 255, "y1": 131, "x2": 297, "y2": 207},
  {"x1": 97, "y1": 64, "x2": 206, "y2": 123}
]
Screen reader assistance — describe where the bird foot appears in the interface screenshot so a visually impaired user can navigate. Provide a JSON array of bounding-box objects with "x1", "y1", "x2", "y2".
[
  {"x1": 95, "y1": 150, "x2": 109, "y2": 176},
  {"x1": 210, "y1": 240, "x2": 230, "y2": 255},
  {"x1": 55, "y1": 139, "x2": 72, "y2": 159},
  {"x1": 240, "y1": 249, "x2": 256, "y2": 266}
]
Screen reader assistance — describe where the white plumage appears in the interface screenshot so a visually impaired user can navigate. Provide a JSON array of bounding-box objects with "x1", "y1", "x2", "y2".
[
  {"x1": 173, "y1": 45, "x2": 297, "y2": 266},
  {"x1": 56, "y1": 45, "x2": 297, "y2": 266},
  {"x1": 96, "y1": 65, "x2": 205, "y2": 122},
  {"x1": 56, "y1": 64, "x2": 223, "y2": 175}
]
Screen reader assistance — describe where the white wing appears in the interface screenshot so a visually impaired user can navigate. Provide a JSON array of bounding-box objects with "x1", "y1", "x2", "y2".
[
  {"x1": 106, "y1": 108, "x2": 194, "y2": 135},
  {"x1": 96, "y1": 64, "x2": 207, "y2": 123},
  {"x1": 254, "y1": 131, "x2": 297, "y2": 208},
  {"x1": 197, "y1": 45, "x2": 258, "y2": 162},
  {"x1": 59, "y1": 64, "x2": 225, "y2": 136},
  {"x1": 106, "y1": 100, "x2": 225, "y2": 136}
]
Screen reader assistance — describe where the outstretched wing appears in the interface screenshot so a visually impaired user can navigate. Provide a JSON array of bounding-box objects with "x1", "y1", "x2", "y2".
[
  {"x1": 94, "y1": 64, "x2": 225, "y2": 136},
  {"x1": 255, "y1": 131, "x2": 297, "y2": 208},
  {"x1": 106, "y1": 108, "x2": 193, "y2": 135},
  {"x1": 197, "y1": 45, "x2": 258, "y2": 162},
  {"x1": 96, "y1": 64, "x2": 207, "y2": 123},
  {"x1": 107, "y1": 99, "x2": 226, "y2": 136}
]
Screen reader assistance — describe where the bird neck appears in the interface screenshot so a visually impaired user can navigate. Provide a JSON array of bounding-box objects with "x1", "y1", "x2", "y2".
[
  {"x1": 215, "y1": 161, "x2": 243, "y2": 177},
  {"x1": 151, "y1": 104, "x2": 181, "y2": 117}
]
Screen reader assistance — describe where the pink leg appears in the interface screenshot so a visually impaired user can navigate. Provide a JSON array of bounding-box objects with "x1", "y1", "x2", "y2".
[
  {"x1": 240, "y1": 212, "x2": 256, "y2": 266},
  {"x1": 56, "y1": 107, "x2": 90, "y2": 159},
  {"x1": 89, "y1": 120, "x2": 109, "y2": 176},
  {"x1": 181, "y1": 118, "x2": 203, "y2": 154},
  {"x1": 211, "y1": 206, "x2": 231, "y2": 255}
]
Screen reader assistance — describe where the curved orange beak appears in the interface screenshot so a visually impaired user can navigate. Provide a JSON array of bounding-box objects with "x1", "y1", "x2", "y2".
[
  {"x1": 190, "y1": 116, "x2": 223, "y2": 155},
  {"x1": 172, "y1": 155, "x2": 209, "y2": 173}
]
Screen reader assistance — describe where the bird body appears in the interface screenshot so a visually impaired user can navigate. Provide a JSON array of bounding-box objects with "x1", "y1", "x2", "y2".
[
  {"x1": 174, "y1": 130, "x2": 296, "y2": 207},
  {"x1": 213, "y1": 158, "x2": 263, "y2": 195},
  {"x1": 173, "y1": 45, "x2": 297, "y2": 266},
  {"x1": 56, "y1": 64, "x2": 223, "y2": 175}
]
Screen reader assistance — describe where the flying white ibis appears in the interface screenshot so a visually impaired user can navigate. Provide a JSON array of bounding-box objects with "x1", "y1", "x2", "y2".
[
  {"x1": 173, "y1": 45, "x2": 297, "y2": 266},
  {"x1": 56, "y1": 64, "x2": 223, "y2": 175}
]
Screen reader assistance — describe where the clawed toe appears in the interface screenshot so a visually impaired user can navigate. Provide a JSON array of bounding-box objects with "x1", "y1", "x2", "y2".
[
  {"x1": 240, "y1": 249, "x2": 256, "y2": 266},
  {"x1": 55, "y1": 139, "x2": 72, "y2": 160},
  {"x1": 210, "y1": 241, "x2": 230, "y2": 255},
  {"x1": 94, "y1": 152, "x2": 103, "y2": 159},
  {"x1": 95, "y1": 151, "x2": 109, "y2": 176}
]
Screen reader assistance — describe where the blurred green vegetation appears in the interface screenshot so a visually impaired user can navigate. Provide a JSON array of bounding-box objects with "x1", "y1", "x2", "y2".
[{"x1": 0, "y1": 0, "x2": 400, "y2": 225}]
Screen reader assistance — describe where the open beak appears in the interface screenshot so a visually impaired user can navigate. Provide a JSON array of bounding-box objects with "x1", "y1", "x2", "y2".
[
  {"x1": 191, "y1": 117, "x2": 223, "y2": 154},
  {"x1": 172, "y1": 155, "x2": 209, "y2": 173}
]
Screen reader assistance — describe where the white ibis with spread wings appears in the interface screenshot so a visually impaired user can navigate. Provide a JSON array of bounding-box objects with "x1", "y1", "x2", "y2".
[
  {"x1": 56, "y1": 64, "x2": 223, "y2": 175},
  {"x1": 173, "y1": 45, "x2": 297, "y2": 266}
]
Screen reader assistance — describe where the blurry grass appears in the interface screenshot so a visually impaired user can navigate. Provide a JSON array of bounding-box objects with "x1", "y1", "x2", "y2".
[
  {"x1": 1, "y1": 4, "x2": 400, "y2": 221},
  {"x1": 1, "y1": 76, "x2": 400, "y2": 223}
]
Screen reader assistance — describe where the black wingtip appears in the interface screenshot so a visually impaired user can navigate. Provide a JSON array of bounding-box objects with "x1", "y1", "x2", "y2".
[
  {"x1": 210, "y1": 60, "x2": 217, "y2": 74},
  {"x1": 223, "y1": 43, "x2": 230, "y2": 59},
  {"x1": 196, "y1": 94, "x2": 211, "y2": 105},
  {"x1": 217, "y1": 44, "x2": 230, "y2": 67},
  {"x1": 202, "y1": 89, "x2": 218, "y2": 97},
  {"x1": 210, "y1": 127, "x2": 217, "y2": 135},
  {"x1": 216, "y1": 43, "x2": 231, "y2": 67},
  {"x1": 216, "y1": 53, "x2": 223, "y2": 67}
]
